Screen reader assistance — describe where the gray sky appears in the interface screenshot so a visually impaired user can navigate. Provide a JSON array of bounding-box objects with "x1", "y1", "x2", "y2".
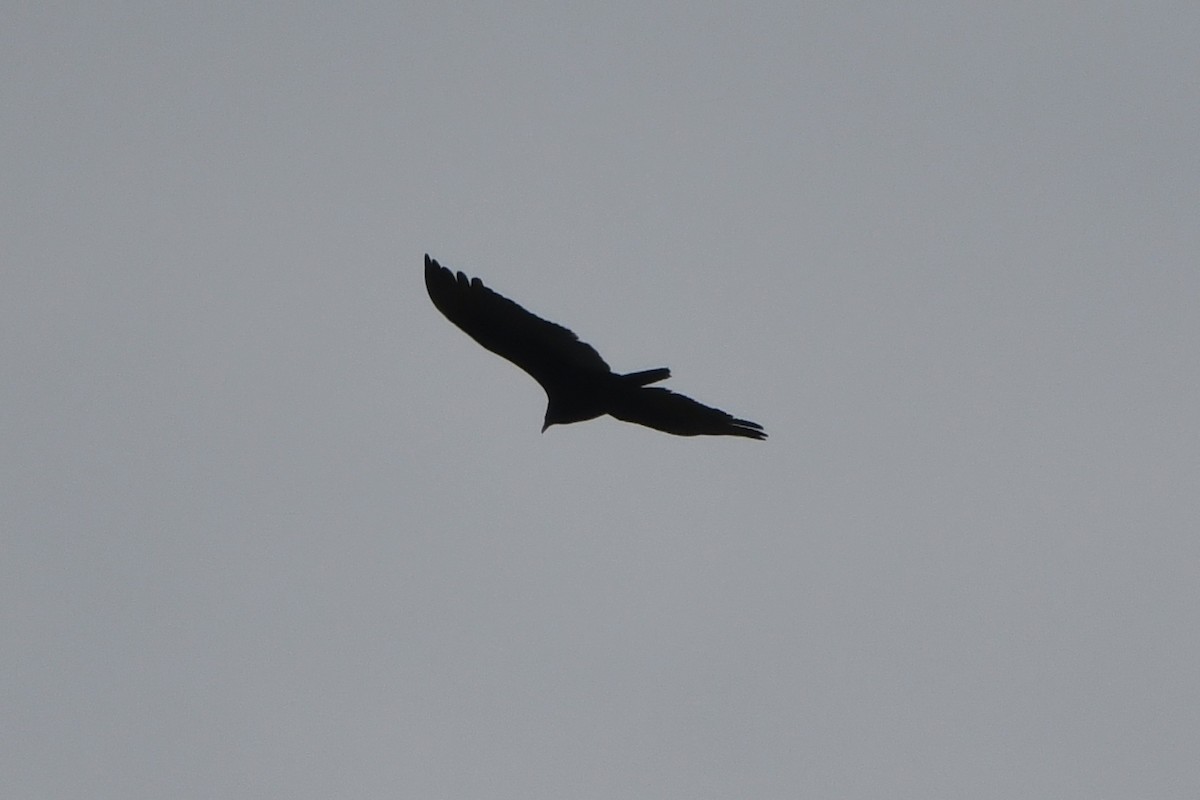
[{"x1": 4, "y1": 3, "x2": 1198, "y2": 798}]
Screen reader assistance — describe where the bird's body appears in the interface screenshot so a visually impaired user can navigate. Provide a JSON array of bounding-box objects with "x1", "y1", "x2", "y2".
[{"x1": 424, "y1": 255, "x2": 765, "y2": 440}]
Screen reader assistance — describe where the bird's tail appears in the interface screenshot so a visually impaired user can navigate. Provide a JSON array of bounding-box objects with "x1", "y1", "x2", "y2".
[{"x1": 621, "y1": 368, "x2": 671, "y2": 386}]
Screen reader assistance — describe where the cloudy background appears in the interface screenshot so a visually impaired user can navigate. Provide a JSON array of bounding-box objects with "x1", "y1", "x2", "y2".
[{"x1": 4, "y1": 3, "x2": 1197, "y2": 798}]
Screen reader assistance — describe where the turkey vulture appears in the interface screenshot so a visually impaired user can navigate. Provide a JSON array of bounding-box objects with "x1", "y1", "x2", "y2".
[{"x1": 424, "y1": 255, "x2": 766, "y2": 440}]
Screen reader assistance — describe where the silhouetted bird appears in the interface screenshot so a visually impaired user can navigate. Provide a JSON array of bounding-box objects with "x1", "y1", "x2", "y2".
[{"x1": 425, "y1": 255, "x2": 766, "y2": 440}]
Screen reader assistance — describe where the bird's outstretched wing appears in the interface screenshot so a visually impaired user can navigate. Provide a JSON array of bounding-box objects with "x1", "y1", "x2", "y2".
[
  {"x1": 608, "y1": 387, "x2": 767, "y2": 440},
  {"x1": 424, "y1": 255, "x2": 611, "y2": 388}
]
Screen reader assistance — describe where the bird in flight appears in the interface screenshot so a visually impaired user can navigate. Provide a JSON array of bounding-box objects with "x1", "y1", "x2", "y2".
[{"x1": 425, "y1": 254, "x2": 766, "y2": 440}]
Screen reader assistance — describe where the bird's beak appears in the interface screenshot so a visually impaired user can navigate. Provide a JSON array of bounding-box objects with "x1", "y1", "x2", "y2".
[{"x1": 541, "y1": 421, "x2": 549, "y2": 433}]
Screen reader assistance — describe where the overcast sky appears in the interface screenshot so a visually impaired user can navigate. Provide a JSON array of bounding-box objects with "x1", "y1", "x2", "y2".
[{"x1": 4, "y1": 3, "x2": 1198, "y2": 798}]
